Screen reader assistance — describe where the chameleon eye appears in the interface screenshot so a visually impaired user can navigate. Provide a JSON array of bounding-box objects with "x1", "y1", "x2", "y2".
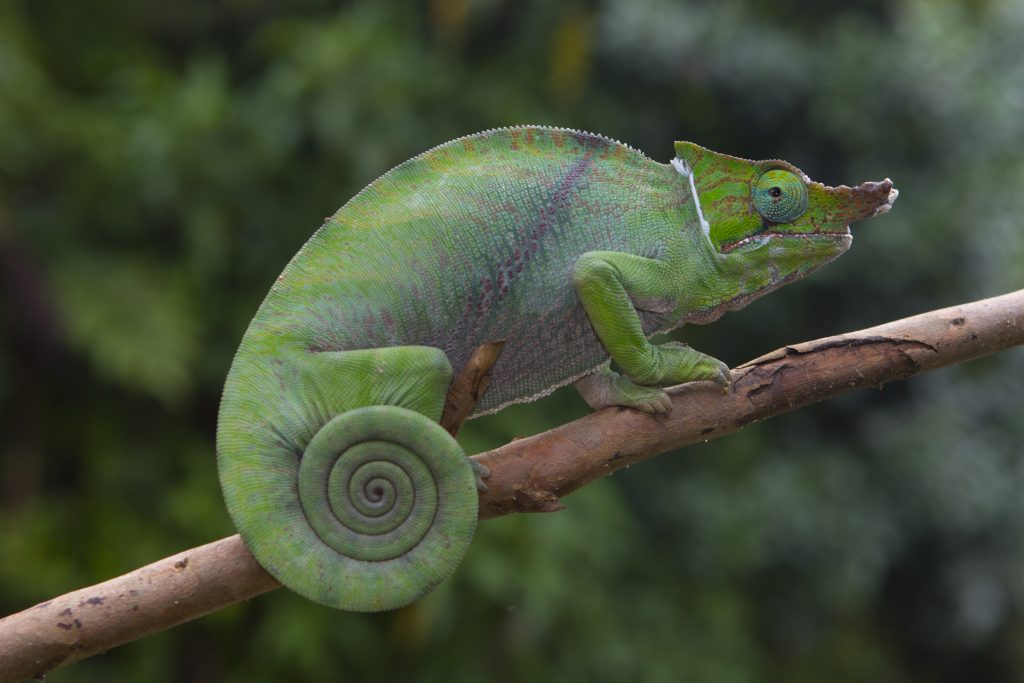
[{"x1": 753, "y1": 169, "x2": 807, "y2": 223}]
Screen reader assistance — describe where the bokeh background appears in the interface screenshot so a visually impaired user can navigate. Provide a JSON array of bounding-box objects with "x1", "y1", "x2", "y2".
[{"x1": 2, "y1": 0, "x2": 1024, "y2": 680}]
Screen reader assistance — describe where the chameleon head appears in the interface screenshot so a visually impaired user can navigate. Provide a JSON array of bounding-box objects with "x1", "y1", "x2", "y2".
[{"x1": 672, "y1": 141, "x2": 898, "y2": 284}]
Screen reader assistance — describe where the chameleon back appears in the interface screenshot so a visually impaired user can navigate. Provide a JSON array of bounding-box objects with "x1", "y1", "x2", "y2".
[{"x1": 245, "y1": 126, "x2": 692, "y2": 414}]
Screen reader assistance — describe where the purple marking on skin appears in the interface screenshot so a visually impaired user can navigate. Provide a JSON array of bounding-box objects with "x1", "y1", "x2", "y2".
[
  {"x1": 306, "y1": 303, "x2": 352, "y2": 352},
  {"x1": 532, "y1": 151, "x2": 593, "y2": 243},
  {"x1": 449, "y1": 149, "x2": 597, "y2": 347},
  {"x1": 518, "y1": 151, "x2": 595, "y2": 274},
  {"x1": 381, "y1": 309, "x2": 395, "y2": 337},
  {"x1": 567, "y1": 130, "x2": 604, "y2": 148},
  {"x1": 363, "y1": 309, "x2": 378, "y2": 341}
]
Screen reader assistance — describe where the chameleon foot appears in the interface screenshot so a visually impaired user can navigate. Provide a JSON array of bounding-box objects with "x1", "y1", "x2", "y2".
[
  {"x1": 471, "y1": 459, "x2": 491, "y2": 493},
  {"x1": 642, "y1": 341, "x2": 732, "y2": 389},
  {"x1": 575, "y1": 364, "x2": 674, "y2": 415}
]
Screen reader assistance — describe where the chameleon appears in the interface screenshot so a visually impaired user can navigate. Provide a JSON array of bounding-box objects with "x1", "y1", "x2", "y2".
[{"x1": 217, "y1": 125, "x2": 897, "y2": 612}]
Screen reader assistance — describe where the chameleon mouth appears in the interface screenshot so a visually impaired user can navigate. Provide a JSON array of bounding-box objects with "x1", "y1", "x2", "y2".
[{"x1": 721, "y1": 229, "x2": 851, "y2": 254}]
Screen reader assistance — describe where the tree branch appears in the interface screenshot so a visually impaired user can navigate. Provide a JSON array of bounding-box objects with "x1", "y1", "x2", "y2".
[
  {"x1": 2, "y1": 289, "x2": 1023, "y2": 682},
  {"x1": 476, "y1": 288, "x2": 1024, "y2": 517}
]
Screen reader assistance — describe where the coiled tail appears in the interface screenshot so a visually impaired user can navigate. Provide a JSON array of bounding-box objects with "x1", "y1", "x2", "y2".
[
  {"x1": 287, "y1": 405, "x2": 477, "y2": 610},
  {"x1": 221, "y1": 398, "x2": 478, "y2": 612}
]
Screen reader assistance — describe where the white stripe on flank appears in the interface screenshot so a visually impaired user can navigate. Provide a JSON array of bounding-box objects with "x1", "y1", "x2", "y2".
[{"x1": 671, "y1": 157, "x2": 712, "y2": 247}]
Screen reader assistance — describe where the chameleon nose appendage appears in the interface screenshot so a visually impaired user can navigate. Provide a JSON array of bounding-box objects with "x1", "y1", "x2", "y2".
[
  {"x1": 853, "y1": 178, "x2": 899, "y2": 220},
  {"x1": 832, "y1": 178, "x2": 899, "y2": 223},
  {"x1": 870, "y1": 179, "x2": 899, "y2": 216}
]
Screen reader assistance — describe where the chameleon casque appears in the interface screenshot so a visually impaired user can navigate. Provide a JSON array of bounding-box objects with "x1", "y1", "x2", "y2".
[{"x1": 217, "y1": 126, "x2": 898, "y2": 611}]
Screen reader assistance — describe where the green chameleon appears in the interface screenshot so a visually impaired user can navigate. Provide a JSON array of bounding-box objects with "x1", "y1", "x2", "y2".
[{"x1": 217, "y1": 126, "x2": 897, "y2": 612}]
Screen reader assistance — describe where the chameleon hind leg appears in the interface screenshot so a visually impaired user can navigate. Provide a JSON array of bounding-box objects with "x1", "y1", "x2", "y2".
[
  {"x1": 218, "y1": 345, "x2": 478, "y2": 612},
  {"x1": 312, "y1": 345, "x2": 490, "y2": 489}
]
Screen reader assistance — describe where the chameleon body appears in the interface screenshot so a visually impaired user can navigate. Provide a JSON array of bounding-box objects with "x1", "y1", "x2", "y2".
[{"x1": 217, "y1": 126, "x2": 897, "y2": 611}]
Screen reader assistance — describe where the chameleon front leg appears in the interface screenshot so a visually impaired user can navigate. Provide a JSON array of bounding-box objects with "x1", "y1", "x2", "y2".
[{"x1": 572, "y1": 251, "x2": 731, "y2": 413}]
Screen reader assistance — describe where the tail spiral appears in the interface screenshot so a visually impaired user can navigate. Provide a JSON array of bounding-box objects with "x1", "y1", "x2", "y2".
[{"x1": 276, "y1": 405, "x2": 477, "y2": 611}]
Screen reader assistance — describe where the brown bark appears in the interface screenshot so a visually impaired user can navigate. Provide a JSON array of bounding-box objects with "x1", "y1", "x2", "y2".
[
  {"x1": 2, "y1": 289, "x2": 1023, "y2": 682},
  {"x1": 0, "y1": 537, "x2": 277, "y2": 682}
]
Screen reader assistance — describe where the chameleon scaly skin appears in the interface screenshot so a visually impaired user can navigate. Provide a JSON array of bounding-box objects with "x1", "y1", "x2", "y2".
[{"x1": 217, "y1": 126, "x2": 897, "y2": 611}]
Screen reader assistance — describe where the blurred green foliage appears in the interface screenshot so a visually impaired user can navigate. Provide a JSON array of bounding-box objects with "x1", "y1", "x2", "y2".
[{"x1": 2, "y1": 0, "x2": 1023, "y2": 680}]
